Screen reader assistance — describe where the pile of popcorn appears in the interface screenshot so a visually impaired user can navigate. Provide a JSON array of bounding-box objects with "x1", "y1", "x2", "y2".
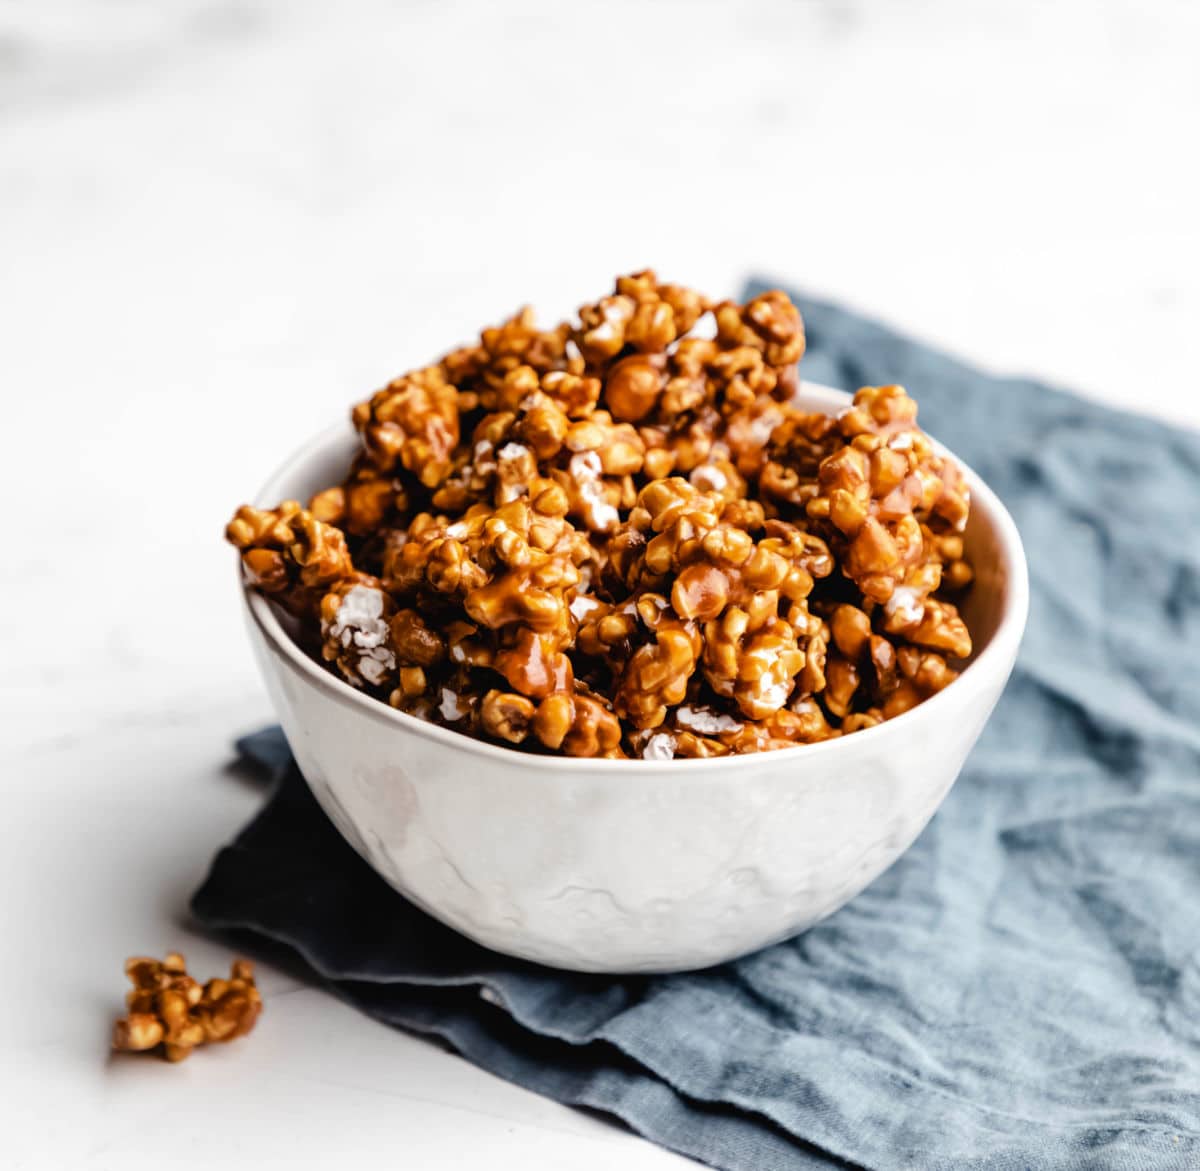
[
  {"x1": 112, "y1": 952, "x2": 261, "y2": 1062},
  {"x1": 227, "y1": 272, "x2": 973, "y2": 759}
]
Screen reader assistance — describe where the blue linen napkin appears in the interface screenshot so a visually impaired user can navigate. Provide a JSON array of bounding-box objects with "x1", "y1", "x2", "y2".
[{"x1": 192, "y1": 284, "x2": 1200, "y2": 1170}]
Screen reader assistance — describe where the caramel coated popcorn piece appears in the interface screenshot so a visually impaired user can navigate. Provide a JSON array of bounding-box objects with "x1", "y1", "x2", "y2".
[
  {"x1": 353, "y1": 366, "x2": 460, "y2": 486},
  {"x1": 226, "y1": 502, "x2": 357, "y2": 617},
  {"x1": 113, "y1": 952, "x2": 261, "y2": 1063},
  {"x1": 443, "y1": 307, "x2": 579, "y2": 402},
  {"x1": 310, "y1": 460, "x2": 410, "y2": 537},
  {"x1": 559, "y1": 689, "x2": 624, "y2": 757},
  {"x1": 716, "y1": 289, "x2": 806, "y2": 369},
  {"x1": 480, "y1": 689, "x2": 536, "y2": 743},
  {"x1": 575, "y1": 270, "x2": 710, "y2": 369},
  {"x1": 228, "y1": 273, "x2": 975, "y2": 756},
  {"x1": 615, "y1": 612, "x2": 702, "y2": 730}
]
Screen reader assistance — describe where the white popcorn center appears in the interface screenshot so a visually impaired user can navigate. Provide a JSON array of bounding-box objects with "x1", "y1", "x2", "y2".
[
  {"x1": 569, "y1": 450, "x2": 619, "y2": 532},
  {"x1": 327, "y1": 585, "x2": 396, "y2": 686},
  {"x1": 642, "y1": 732, "x2": 676, "y2": 760},
  {"x1": 675, "y1": 705, "x2": 743, "y2": 735}
]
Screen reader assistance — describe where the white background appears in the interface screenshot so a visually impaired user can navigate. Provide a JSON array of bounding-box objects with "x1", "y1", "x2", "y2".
[{"x1": 3, "y1": 1, "x2": 1197, "y2": 1167}]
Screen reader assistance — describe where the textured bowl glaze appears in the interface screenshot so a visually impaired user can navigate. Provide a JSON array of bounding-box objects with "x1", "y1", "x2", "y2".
[{"x1": 240, "y1": 383, "x2": 1028, "y2": 973}]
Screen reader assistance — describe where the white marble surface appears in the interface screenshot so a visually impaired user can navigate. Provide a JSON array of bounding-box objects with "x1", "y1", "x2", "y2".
[{"x1": 2, "y1": 1, "x2": 1197, "y2": 1167}]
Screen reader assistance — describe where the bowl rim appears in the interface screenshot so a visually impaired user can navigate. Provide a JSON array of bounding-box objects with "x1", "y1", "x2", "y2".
[{"x1": 241, "y1": 382, "x2": 1029, "y2": 775}]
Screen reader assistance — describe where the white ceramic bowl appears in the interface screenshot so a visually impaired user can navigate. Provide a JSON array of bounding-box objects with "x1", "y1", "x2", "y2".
[{"x1": 240, "y1": 383, "x2": 1028, "y2": 973}]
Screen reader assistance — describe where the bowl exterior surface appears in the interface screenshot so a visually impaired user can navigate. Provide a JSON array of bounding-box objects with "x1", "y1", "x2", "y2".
[{"x1": 247, "y1": 619, "x2": 1010, "y2": 972}]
